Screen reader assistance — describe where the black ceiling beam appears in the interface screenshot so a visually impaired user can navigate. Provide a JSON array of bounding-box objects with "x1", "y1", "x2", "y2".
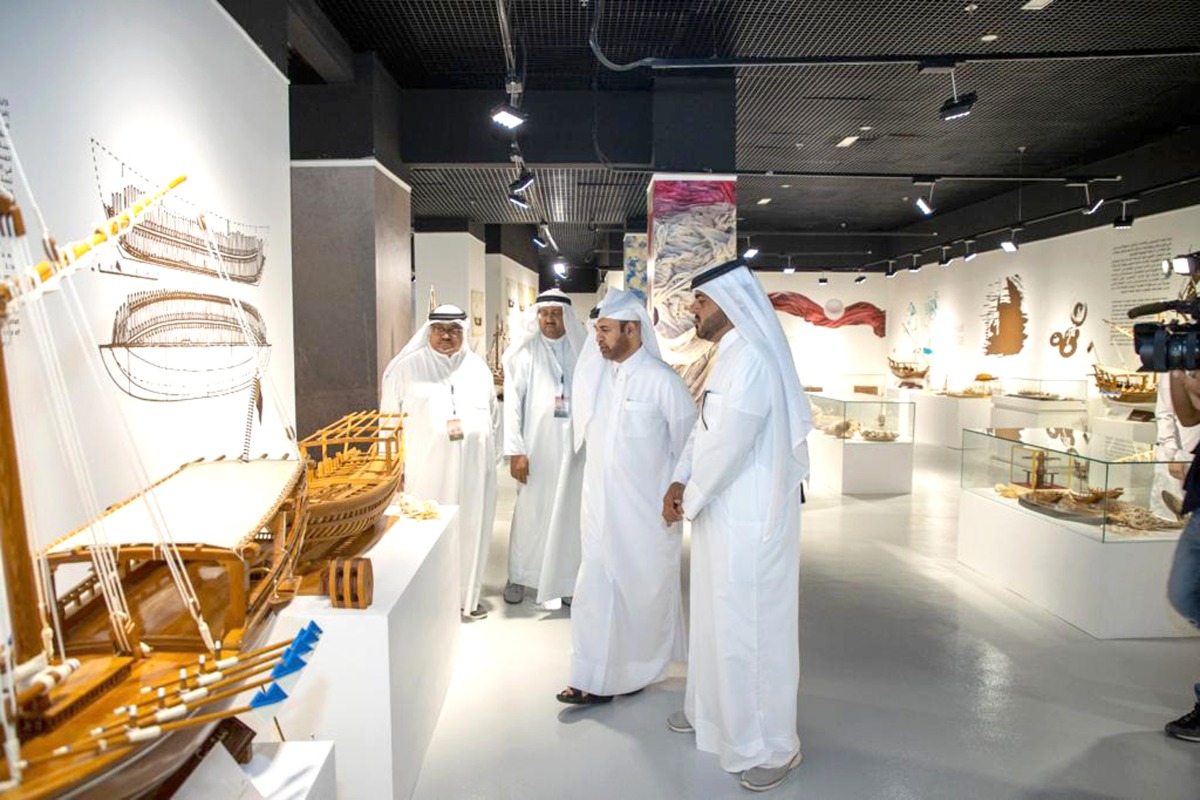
[{"x1": 286, "y1": 0, "x2": 355, "y2": 83}]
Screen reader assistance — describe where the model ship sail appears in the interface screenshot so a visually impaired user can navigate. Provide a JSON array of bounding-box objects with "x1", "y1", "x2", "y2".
[
  {"x1": 92, "y1": 141, "x2": 267, "y2": 284},
  {"x1": 0, "y1": 120, "x2": 317, "y2": 798},
  {"x1": 99, "y1": 289, "x2": 271, "y2": 401}
]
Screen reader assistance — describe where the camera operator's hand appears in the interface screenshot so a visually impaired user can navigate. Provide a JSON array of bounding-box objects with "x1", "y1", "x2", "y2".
[
  {"x1": 1170, "y1": 370, "x2": 1200, "y2": 427},
  {"x1": 1170, "y1": 462, "x2": 1188, "y2": 481}
]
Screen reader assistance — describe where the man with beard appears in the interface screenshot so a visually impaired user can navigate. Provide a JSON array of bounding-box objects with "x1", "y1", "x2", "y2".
[
  {"x1": 557, "y1": 289, "x2": 695, "y2": 706},
  {"x1": 502, "y1": 289, "x2": 587, "y2": 609},
  {"x1": 663, "y1": 258, "x2": 812, "y2": 792},
  {"x1": 381, "y1": 305, "x2": 499, "y2": 620}
]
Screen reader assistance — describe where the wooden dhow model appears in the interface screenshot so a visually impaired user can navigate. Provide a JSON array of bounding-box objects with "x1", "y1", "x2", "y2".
[{"x1": 0, "y1": 136, "x2": 319, "y2": 797}]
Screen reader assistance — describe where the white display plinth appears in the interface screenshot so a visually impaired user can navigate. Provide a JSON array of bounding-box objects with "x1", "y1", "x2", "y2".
[
  {"x1": 1090, "y1": 413, "x2": 1157, "y2": 445},
  {"x1": 244, "y1": 742, "x2": 337, "y2": 799},
  {"x1": 957, "y1": 490, "x2": 1195, "y2": 639},
  {"x1": 990, "y1": 395, "x2": 1088, "y2": 430},
  {"x1": 808, "y1": 433, "x2": 914, "y2": 494},
  {"x1": 907, "y1": 391, "x2": 993, "y2": 448},
  {"x1": 176, "y1": 742, "x2": 264, "y2": 800},
  {"x1": 257, "y1": 507, "x2": 461, "y2": 800}
]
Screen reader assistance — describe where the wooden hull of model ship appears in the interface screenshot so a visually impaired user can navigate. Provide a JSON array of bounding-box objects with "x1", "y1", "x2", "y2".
[
  {"x1": 1093, "y1": 364, "x2": 1157, "y2": 404},
  {"x1": 5, "y1": 458, "x2": 310, "y2": 800},
  {"x1": 293, "y1": 411, "x2": 404, "y2": 580},
  {"x1": 887, "y1": 357, "x2": 929, "y2": 381}
]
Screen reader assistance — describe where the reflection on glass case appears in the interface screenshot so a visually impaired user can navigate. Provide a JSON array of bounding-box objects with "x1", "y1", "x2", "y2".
[
  {"x1": 941, "y1": 373, "x2": 1000, "y2": 398},
  {"x1": 961, "y1": 427, "x2": 1187, "y2": 541},
  {"x1": 999, "y1": 377, "x2": 1087, "y2": 402},
  {"x1": 810, "y1": 393, "x2": 915, "y2": 443}
]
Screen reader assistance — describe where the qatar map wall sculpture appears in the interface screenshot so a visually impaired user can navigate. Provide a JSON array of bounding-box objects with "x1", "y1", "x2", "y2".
[
  {"x1": 981, "y1": 274, "x2": 1028, "y2": 356},
  {"x1": 769, "y1": 292, "x2": 886, "y2": 337},
  {"x1": 91, "y1": 140, "x2": 268, "y2": 283},
  {"x1": 647, "y1": 177, "x2": 736, "y2": 398},
  {"x1": 1049, "y1": 302, "x2": 1087, "y2": 358},
  {"x1": 99, "y1": 289, "x2": 271, "y2": 401}
]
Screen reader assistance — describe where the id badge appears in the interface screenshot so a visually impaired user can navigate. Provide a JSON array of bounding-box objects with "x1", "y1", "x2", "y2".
[
  {"x1": 447, "y1": 418, "x2": 464, "y2": 441},
  {"x1": 554, "y1": 394, "x2": 570, "y2": 419}
]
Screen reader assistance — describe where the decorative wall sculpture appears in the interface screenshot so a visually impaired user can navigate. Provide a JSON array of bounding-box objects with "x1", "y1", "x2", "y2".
[
  {"x1": 91, "y1": 140, "x2": 268, "y2": 284},
  {"x1": 100, "y1": 289, "x2": 271, "y2": 401},
  {"x1": 982, "y1": 275, "x2": 1028, "y2": 356},
  {"x1": 769, "y1": 292, "x2": 886, "y2": 337},
  {"x1": 623, "y1": 233, "x2": 648, "y2": 302},
  {"x1": 1050, "y1": 302, "x2": 1087, "y2": 358}
]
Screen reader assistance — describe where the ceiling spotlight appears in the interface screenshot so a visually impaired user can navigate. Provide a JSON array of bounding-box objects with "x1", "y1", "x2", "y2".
[
  {"x1": 939, "y1": 70, "x2": 976, "y2": 121},
  {"x1": 507, "y1": 193, "x2": 531, "y2": 210},
  {"x1": 886, "y1": 260, "x2": 897, "y2": 279},
  {"x1": 836, "y1": 136, "x2": 860, "y2": 148},
  {"x1": 854, "y1": 274, "x2": 867, "y2": 284},
  {"x1": 964, "y1": 239, "x2": 978, "y2": 262},
  {"x1": 817, "y1": 274, "x2": 828, "y2": 285},
  {"x1": 509, "y1": 171, "x2": 535, "y2": 193},
  {"x1": 490, "y1": 103, "x2": 527, "y2": 130},
  {"x1": 743, "y1": 247, "x2": 760, "y2": 259},
  {"x1": 1113, "y1": 200, "x2": 1135, "y2": 230},
  {"x1": 1000, "y1": 229, "x2": 1020, "y2": 253},
  {"x1": 915, "y1": 196, "x2": 935, "y2": 216},
  {"x1": 756, "y1": 198, "x2": 772, "y2": 206},
  {"x1": 908, "y1": 255, "x2": 922, "y2": 273},
  {"x1": 1076, "y1": 183, "x2": 1104, "y2": 215},
  {"x1": 783, "y1": 267, "x2": 795, "y2": 274},
  {"x1": 553, "y1": 258, "x2": 569, "y2": 277},
  {"x1": 939, "y1": 246, "x2": 953, "y2": 267},
  {"x1": 1163, "y1": 253, "x2": 1200, "y2": 276},
  {"x1": 532, "y1": 235, "x2": 548, "y2": 248}
]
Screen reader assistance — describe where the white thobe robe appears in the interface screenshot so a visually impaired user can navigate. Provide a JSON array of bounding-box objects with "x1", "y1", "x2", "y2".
[
  {"x1": 570, "y1": 346, "x2": 696, "y2": 695},
  {"x1": 380, "y1": 344, "x2": 498, "y2": 612},
  {"x1": 504, "y1": 334, "x2": 585, "y2": 601},
  {"x1": 1152, "y1": 373, "x2": 1200, "y2": 516},
  {"x1": 673, "y1": 329, "x2": 803, "y2": 772}
]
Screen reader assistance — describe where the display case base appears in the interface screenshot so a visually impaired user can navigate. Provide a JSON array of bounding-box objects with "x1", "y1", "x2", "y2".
[
  {"x1": 809, "y1": 433, "x2": 914, "y2": 494},
  {"x1": 990, "y1": 395, "x2": 1088, "y2": 429},
  {"x1": 907, "y1": 391, "x2": 993, "y2": 448},
  {"x1": 957, "y1": 490, "x2": 1195, "y2": 639},
  {"x1": 1089, "y1": 413, "x2": 1156, "y2": 445},
  {"x1": 256, "y1": 506, "x2": 461, "y2": 800}
]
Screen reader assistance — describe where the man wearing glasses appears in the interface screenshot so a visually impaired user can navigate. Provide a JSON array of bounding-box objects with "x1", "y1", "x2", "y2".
[{"x1": 381, "y1": 304, "x2": 499, "y2": 620}]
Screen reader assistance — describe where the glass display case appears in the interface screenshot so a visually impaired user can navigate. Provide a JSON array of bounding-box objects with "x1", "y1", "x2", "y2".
[
  {"x1": 940, "y1": 373, "x2": 1000, "y2": 398},
  {"x1": 961, "y1": 427, "x2": 1187, "y2": 541},
  {"x1": 998, "y1": 377, "x2": 1087, "y2": 402},
  {"x1": 810, "y1": 392, "x2": 915, "y2": 444}
]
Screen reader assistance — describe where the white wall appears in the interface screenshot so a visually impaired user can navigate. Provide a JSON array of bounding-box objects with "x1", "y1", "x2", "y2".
[
  {"x1": 484, "y1": 252, "x2": 538, "y2": 354},
  {"x1": 882, "y1": 204, "x2": 1200, "y2": 393},
  {"x1": 2, "y1": 0, "x2": 293, "y2": 549},
  {"x1": 414, "y1": 232, "x2": 486, "y2": 352},
  {"x1": 758, "y1": 271, "x2": 891, "y2": 391}
]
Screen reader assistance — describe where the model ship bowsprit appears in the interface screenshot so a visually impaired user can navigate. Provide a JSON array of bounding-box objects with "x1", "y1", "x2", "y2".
[{"x1": 0, "y1": 130, "x2": 339, "y2": 796}]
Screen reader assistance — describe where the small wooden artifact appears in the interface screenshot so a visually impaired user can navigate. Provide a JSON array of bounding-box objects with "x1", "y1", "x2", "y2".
[{"x1": 323, "y1": 557, "x2": 374, "y2": 609}]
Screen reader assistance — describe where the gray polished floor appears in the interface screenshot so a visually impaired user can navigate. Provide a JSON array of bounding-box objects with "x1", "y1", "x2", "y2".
[{"x1": 413, "y1": 446, "x2": 1200, "y2": 799}]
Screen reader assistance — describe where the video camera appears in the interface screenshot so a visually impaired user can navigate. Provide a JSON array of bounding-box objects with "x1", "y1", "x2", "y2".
[{"x1": 1129, "y1": 298, "x2": 1200, "y2": 372}]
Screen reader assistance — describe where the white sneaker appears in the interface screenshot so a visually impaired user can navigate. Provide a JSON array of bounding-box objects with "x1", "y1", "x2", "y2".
[
  {"x1": 666, "y1": 710, "x2": 694, "y2": 733},
  {"x1": 537, "y1": 597, "x2": 562, "y2": 611},
  {"x1": 739, "y1": 752, "x2": 802, "y2": 792}
]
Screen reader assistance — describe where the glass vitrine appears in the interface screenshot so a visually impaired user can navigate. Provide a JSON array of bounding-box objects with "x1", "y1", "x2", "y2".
[
  {"x1": 998, "y1": 377, "x2": 1087, "y2": 402},
  {"x1": 809, "y1": 393, "x2": 915, "y2": 444}
]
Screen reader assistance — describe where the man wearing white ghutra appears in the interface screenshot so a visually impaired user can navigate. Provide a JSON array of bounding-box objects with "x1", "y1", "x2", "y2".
[
  {"x1": 380, "y1": 305, "x2": 499, "y2": 621},
  {"x1": 502, "y1": 289, "x2": 587, "y2": 609},
  {"x1": 663, "y1": 258, "x2": 813, "y2": 793}
]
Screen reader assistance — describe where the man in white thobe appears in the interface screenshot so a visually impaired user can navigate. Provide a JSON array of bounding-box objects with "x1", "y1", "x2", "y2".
[
  {"x1": 380, "y1": 305, "x2": 499, "y2": 620},
  {"x1": 556, "y1": 289, "x2": 696, "y2": 705},
  {"x1": 663, "y1": 258, "x2": 812, "y2": 792},
  {"x1": 502, "y1": 289, "x2": 586, "y2": 608}
]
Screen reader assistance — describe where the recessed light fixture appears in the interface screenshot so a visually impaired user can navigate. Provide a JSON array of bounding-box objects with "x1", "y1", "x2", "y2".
[
  {"x1": 490, "y1": 104, "x2": 527, "y2": 130},
  {"x1": 859, "y1": 126, "x2": 873, "y2": 132},
  {"x1": 794, "y1": 142, "x2": 804, "y2": 148},
  {"x1": 964, "y1": 3, "x2": 979, "y2": 12},
  {"x1": 781, "y1": 183, "x2": 792, "y2": 188},
  {"x1": 1021, "y1": 0, "x2": 1055, "y2": 9},
  {"x1": 836, "y1": 135, "x2": 860, "y2": 148},
  {"x1": 757, "y1": 198, "x2": 772, "y2": 205},
  {"x1": 508, "y1": 193, "x2": 531, "y2": 210},
  {"x1": 854, "y1": 274, "x2": 867, "y2": 284},
  {"x1": 981, "y1": 33, "x2": 999, "y2": 42}
]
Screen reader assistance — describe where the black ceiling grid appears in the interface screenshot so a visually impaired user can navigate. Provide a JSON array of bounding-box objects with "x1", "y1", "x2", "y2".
[{"x1": 310, "y1": 1, "x2": 1200, "y2": 271}]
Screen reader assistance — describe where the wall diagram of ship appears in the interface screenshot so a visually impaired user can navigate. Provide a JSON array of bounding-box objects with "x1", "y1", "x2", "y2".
[
  {"x1": 99, "y1": 289, "x2": 271, "y2": 401},
  {"x1": 91, "y1": 140, "x2": 268, "y2": 284}
]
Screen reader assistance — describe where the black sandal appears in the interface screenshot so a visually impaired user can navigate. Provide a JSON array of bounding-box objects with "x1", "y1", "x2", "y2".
[{"x1": 556, "y1": 687, "x2": 613, "y2": 705}]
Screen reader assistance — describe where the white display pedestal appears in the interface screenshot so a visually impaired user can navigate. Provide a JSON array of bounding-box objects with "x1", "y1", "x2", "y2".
[
  {"x1": 808, "y1": 433, "x2": 914, "y2": 494},
  {"x1": 957, "y1": 490, "x2": 1195, "y2": 639},
  {"x1": 906, "y1": 391, "x2": 993, "y2": 448},
  {"x1": 177, "y1": 741, "x2": 337, "y2": 800},
  {"x1": 256, "y1": 507, "x2": 461, "y2": 800},
  {"x1": 1090, "y1": 413, "x2": 1157, "y2": 445},
  {"x1": 990, "y1": 395, "x2": 1088, "y2": 430}
]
